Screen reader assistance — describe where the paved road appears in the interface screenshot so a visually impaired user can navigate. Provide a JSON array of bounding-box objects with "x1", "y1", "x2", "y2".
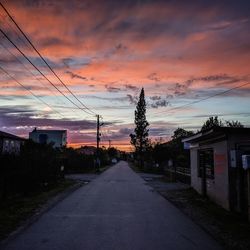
[{"x1": 1, "y1": 161, "x2": 221, "y2": 250}]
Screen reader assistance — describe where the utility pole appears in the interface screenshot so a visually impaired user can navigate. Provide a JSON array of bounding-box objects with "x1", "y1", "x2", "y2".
[
  {"x1": 96, "y1": 115, "x2": 103, "y2": 171},
  {"x1": 109, "y1": 139, "x2": 111, "y2": 149},
  {"x1": 96, "y1": 114, "x2": 100, "y2": 171}
]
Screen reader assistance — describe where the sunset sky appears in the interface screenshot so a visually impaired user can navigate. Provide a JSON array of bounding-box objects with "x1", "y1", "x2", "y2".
[{"x1": 0, "y1": 0, "x2": 250, "y2": 151}]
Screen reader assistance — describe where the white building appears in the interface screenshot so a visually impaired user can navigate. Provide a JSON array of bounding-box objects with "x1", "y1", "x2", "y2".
[
  {"x1": 29, "y1": 128, "x2": 67, "y2": 148},
  {"x1": 182, "y1": 127, "x2": 250, "y2": 219}
]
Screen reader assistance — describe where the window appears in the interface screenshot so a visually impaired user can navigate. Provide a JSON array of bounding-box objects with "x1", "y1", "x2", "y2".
[
  {"x1": 198, "y1": 149, "x2": 214, "y2": 179},
  {"x1": 3, "y1": 140, "x2": 9, "y2": 152},
  {"x1": 39, "y1": 134, "x2": 48, "y2": 144}
]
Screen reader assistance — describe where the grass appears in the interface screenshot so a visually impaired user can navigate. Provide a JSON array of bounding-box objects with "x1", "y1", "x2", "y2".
[
  {"x1": 0, "y1": 179, "x2": 76, "y2": 241},
  {"x1": 161, "y1": 188, "x2": 250, "y2": 250}
]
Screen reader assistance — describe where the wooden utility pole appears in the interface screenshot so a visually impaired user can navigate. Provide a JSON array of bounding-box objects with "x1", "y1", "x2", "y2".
[{"x1": 109, "y1": 139, "x2": 111, "y2": 149}]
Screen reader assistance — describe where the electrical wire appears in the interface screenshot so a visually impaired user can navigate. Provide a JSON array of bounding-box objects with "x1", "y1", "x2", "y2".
[
  {"x1": 0, "y1": 27, "x2": 95, "y2": 116},
  {"x1": 0, "y1": 41, "x2": 68, "y2": 109},
  {"x1": 0, "y1": 65, "x2": 65, "y2": 118},
  {"x1": 150, "y1": 81, "x2": 250, "y2": 117},
  {"x1": 0, "y1": 2, "x2": 97, "y2": 116}
]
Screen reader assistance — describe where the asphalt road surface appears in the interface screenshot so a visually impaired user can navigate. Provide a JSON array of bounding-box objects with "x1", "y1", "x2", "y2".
[{"x1": 1, "y1": 161, "x2": 221, "y2": 250}]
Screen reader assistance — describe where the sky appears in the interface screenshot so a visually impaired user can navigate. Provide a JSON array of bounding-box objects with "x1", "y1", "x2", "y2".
[{"x1": 0, "y1": 0, "x2": 250, "y2": 151}]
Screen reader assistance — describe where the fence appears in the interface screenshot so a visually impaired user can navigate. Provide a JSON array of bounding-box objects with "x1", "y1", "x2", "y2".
[{"x1": 164, "y1": 165, "x2": 191, "y2": 184}]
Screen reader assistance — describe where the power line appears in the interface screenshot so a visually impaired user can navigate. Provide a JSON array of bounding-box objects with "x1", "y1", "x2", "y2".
[
  {"x1": 0, "y1": 27, "x2": 94, "y2": 116},
  {"x1": 0, "y1": 41, "x2": 68, "y2": 109},
  {"x1": 0, "y1": 2, "x2": 97, "y2": 116},
  {"x1": 0, "y1": 65, "x2": 64, "y2": 118},
  {"x1": 0, "y1": 11, "x2": 66, "y2": 106},
  {"x1": 150, "y1": 81, "x2": 250, "y2": 116}
]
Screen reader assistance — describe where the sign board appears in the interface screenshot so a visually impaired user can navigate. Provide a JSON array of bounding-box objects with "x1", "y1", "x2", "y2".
[
  {"x1": 242, "y1": 155, "x2": 250, "y2": 170},
  {"x1": 184, "y1": 142, "x2": 191, "y2": 150}
]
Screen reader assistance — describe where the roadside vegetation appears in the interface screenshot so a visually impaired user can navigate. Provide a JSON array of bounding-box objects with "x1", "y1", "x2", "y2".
[
  {"x1": 0, "y1": 140, "x2": 120, "y2": 241},
  {"x1": 0, "y1": 179, "x2": 76, "y2": 241},
  {"x1": 130, "y1": 112, "x2": 244, "y2": 176}
]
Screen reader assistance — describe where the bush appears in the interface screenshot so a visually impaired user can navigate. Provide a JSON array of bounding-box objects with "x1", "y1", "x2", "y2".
[{"x1": 0, "y1": 140, "x2": 61, "y2": 199}]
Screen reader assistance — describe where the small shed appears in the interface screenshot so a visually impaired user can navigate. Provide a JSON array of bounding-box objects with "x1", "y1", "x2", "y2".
[{"x1": 182, "y1": 127, "x2": 250, "y2": 218}]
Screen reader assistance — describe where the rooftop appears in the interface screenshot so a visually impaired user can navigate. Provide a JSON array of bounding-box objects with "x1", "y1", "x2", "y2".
[
  {"x1": 182, "y1": 126, "x2": 250, "y2": 144},
  {"x1": 0, "y1": 130, "x2": 26, "y2": 141},
  {"x1": 30, "y1": 128, "x2": 67, "y2": 133}
]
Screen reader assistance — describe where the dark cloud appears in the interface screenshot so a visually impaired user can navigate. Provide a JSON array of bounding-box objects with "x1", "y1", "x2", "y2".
[
  {"x1": 124, "y1": 84, "x2": 138, "y2": 91},
  {"x1": 127, "y1": 94, "x2": 138, "y2": 105},
  {"x1": 115, "y1": 43, "x2": 128, "y2": 52},
  {"x1": 148, "y1": 127, "x2": 170, "y2": 137},
  {"x1": 171, "y1": 83, "x2": 190, "y2": 96},
  {"x1": 0, "y1": 56, "x2": 18, "y2": 64},
  {"x1": 62, "y1": 58, "x2": 74, "y2": 68},
  {"x1": 195, "y1": 87, "x2": 250, "y2": 99},
  {"x1": 0, "y1": 95, "x2": 31, "y2": 100},
  {"x1": 81, "y1": 95, "x2": 128, "y2": 102},
  {"x1": 149, "y1": 95, "x2": 161, "y2": 101},
  {"x1": 0, "y1": 106, "x2": 97, "y2": 130},
  {"x1": 104, "y1": 83, "x2": 139, "y2": 93},
  {"x1": 186, "y1": 74, "x2": 241, "y2": 85},
  {"x1": 100, "y1": 127, "x2": 134, "y2": 141},
  {"x1": 119, "y1": 127, "x2": 132, "y2": 135},
  {"x1": 168, "y1": 74, "x2": 244, "y2": 97},
  {"x1": 166, "y1": 94, "x2": 174, "y2": 99},
  {"x1": 127, "y1": 94, "x2": 171, "y2": 108},
  {"x1": 13, "y1": 0, "x2": 250, "y2": 44},
  {"x1": 66, "y1": 71, "x2": 87, "y2": 80},
  {"x1": 150, "y1": 99, "x2": 169, "y2": 109},
  {"x1": 178, "y1": 112, "x2": 250, "y2": 119},
  {"x1": 147, "y1": 73, "x2": 161, "y2": 82},
  {"x1": 39, "y1": 37, "x2": 67, "y2": 48},
  {"x1": 105, "y1": 84, "x2": 122, "y2": 92}
]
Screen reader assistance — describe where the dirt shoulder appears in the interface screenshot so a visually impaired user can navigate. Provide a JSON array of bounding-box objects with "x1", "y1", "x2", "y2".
[{"x1": 139, "y1": 173, "x2": 250, "y2": 250}]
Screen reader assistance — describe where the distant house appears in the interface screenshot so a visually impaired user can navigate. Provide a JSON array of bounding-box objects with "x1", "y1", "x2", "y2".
[
  {"x1": 182, "y1": 127, "x2": 250, "y2": 219},
  {"x1": 76, "y1": 146, "x2": 96, "y2": 155},
  {"x1": 29, "y1": 128, "x2": 67, "y2": 148},
  {"x1": 0, "y1": 130, "x2": 26, "y2": 155}
]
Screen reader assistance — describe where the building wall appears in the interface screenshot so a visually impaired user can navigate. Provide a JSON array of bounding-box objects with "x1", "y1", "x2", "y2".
[
  {"x1": 227, "y1": 134, "x2": 250, "y2": 153},
  {"x1": 190, "y1": 148, "x2": 201, "y2": 192},
  {"x1": 1, "y1": 138, "x2": 22, "y2": 155},
  {"x1": 29, "y1": 131, "x2": 67, "y2": 148},
  {"x1": 190, "y1": 140, "x2": 230, "y2": 210}
]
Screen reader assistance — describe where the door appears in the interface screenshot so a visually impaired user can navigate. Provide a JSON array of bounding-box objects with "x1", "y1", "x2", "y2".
[{"x1": 198, "y1": 149, "x2": 214, "y2": 196}]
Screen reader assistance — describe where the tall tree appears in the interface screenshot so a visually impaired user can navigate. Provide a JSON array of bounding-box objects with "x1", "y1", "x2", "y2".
[{"x1": 130, "y1": 88, "x2": 149, "y2": 158}]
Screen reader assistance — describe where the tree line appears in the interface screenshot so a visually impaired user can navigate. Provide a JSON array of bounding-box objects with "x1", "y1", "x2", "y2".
[
  {"x1": 130, "y1": 88, "x2": 244, "y2": 172},
  {"x1": 0, "y1": 140, "x2": 120, "y2": 200}
]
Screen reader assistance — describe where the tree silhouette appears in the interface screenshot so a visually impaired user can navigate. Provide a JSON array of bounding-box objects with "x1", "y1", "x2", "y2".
[
  {"x1": 201, "y1": 116, "x2": 223, "y2": 131},
  {"x1": 225, "y1": 120, "x2": 244, "y2": 128},
  {"x1": 130, "y1": 88, "x2": 149, "y2": 165},
  {"x1": 201, "y1": 116, "x2": 244, "y2": 131}
]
